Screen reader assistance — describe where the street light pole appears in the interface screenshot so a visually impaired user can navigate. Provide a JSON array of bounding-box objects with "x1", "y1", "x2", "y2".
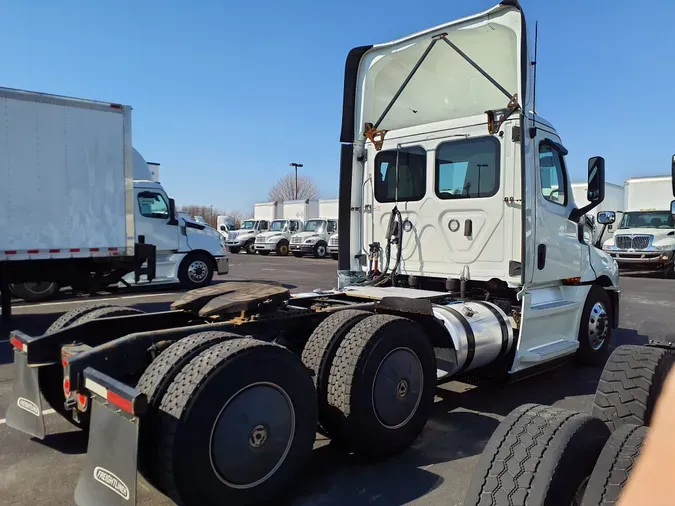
[{"x1": 289, "y1": 162, "x2": 303, "y2": 200}]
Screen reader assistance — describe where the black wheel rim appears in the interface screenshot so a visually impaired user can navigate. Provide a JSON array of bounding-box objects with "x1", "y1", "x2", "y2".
[
  {"x1": 317, "y1": 245, "x2": 326, "y2": 257},
  {"x1": 371, "y1": 347, "x2": 423, "y2": 429},
  {"x1": 209, "y1": 382, "x2": 295, "y2": 489}
]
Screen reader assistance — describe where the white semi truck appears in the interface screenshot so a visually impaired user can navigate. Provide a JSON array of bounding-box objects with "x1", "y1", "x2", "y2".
[
  {"x1": 224, "y1": 218, "x2": 270, "y2": 254},
  {"x1": 5, "y1": 3, "x2": 628, "y2": 506},
  {"x1": 254, "y1": 218, "x2": 304, "y2": 255},
  {"x1": 289, "y1": 218, "x2": 338, "y2": 258},
  {"x1": 0, "y1": 87, "x2": 227, "y2": 314},
  {"x1": 602, "y1": 171, "x2": 675, "y2": 277}
]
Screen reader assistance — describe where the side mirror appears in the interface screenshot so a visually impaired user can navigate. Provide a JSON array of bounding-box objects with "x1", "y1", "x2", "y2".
[
  {"x1": 167, "y1": 198, "x2": 178, "y2": 226},
  {"x1": 587, "y1": 156, "x2": 606, "y2": 203},
  {"x1": 219, "y1": 225, "x2": 227, "y2": 232},
  {"x1": 597, "y1": 211, "x2": 616, "y2": 225},
  {"x1": 671, "y1": 154, "x2": 675, "y2": 197},
  {"x1": 671, "y1": 199, "x2": 675, "y2": 216}
]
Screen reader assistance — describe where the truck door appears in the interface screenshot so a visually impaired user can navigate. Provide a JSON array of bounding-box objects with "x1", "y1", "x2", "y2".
[
  {"x1": 530, "y1": 133, "x2": 582, "y2": 284},
  {"x1": 135, "y1": 189, "x2": 179, "y2": 252}
]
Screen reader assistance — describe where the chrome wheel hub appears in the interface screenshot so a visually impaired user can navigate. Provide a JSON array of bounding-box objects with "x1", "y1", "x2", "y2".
[
  {"x1": 588, "y1": 302, "x2": 609, "y2": 350},
  {"x1": 188, "y1": 260, "x2": 208, "y2": 283}
]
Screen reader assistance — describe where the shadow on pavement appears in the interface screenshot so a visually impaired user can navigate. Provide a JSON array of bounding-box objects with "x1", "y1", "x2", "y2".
[{"x1": 36, "y1": 430, "x2": 88, "y2": 455}]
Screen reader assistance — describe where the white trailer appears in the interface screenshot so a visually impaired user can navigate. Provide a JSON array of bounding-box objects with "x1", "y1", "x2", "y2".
[
  {"x1": 318, "y1": 199, "x2": 339, "y2": 219},
  {"x1": 281, "y1": 199, "x2": 319, "y2": 221},
  {"x1": 624, "y1": 175, "x2": 672, "y2": 211},
  {"x1": 253, "y1": 201, "x2": 279, "y2": 221}
]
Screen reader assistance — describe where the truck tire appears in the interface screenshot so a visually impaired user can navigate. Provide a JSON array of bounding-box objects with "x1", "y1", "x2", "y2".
[
  {"x1": 313, "y1": 241, "x2": 328, "y2": 259},
  {"x1": 464, "y1": 404, "x2": 610, "y2": 506},
  {"x1": 229, "y1": 246, "x2": 240, "y2": 254},
  {"x1": 301, "y1": 310, "x2": 371, "y2": 433},
  {"x1": 292, "y1": 252, "x2": 304, "y2": 258},
  {"x1": 39, "y1": 305, "x2": 143, "y2": 429},
  {"x1": 330, "y1": 253, "x2": 339, "y2": 260},
  {"x1": 591, "y1": 344, "x2": 675, "y2": 430},
  {"x1": 258, "y1": 250, "x2": 270, "y2": 256},
  {"x1": 244, "y1": 240, "x2": 256, "y2": 254},
  {"x1": 178, "y1": 252, "x2": 214, "y2": 289},
  {"x1": 576, "y1": 285, "x2": 612, "y2": 366},
  {"x1": 662, "y1": 261, "x2": 675, "y2": 279},
  {"x1": 276, "y1": 240, "x2": 289, "y2": 256},
  {"x1": 137, "y1": 330, "x2": 240, "y2": 485},
  {"x1": 580, "y1": 424, "x2": 647, "y2": 506},
  {"x1": 11, "y1": 281, "x2": 60, "y2": 302},
  {"x1": 155, "y1": 338, "x2": 317, "y2": 506},
  {"x1": 325, "y1": 314, "x2": 436, "y2": 459}
]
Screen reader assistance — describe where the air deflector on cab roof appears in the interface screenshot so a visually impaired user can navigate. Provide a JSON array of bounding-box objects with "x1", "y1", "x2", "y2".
[{"x1": 353, "y1": 2, "x2": 524, "y2": 150}]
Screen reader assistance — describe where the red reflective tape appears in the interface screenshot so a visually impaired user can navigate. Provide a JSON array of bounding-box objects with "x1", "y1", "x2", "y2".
[
  {"x1": 49, "y1": 249, "x2": 60, "y2": 253},
  {"x1": 9, "y1": 336, "x2": 24, "y2": 352},
  {"x1": 5, "y1": 250, "x2": 17, "y2": 255},
  {"x1": 70, "y1": 248, "x2": 80, "y2": 253},
  {"x1": 90, "y1": 248, "x2": 100, "y2": 252},
  {"x1": 63, "y1": 377, "x2": 71, "y2": 396},
  {"x1": 109, "y1": 248, "x2": 118, "y2": 252},
  {"x1": 27, "y1": 249, "x2": 39, "y2": 254},
  {"x1": 107, "y1": 390, "x2": 133, "y2": 413}
]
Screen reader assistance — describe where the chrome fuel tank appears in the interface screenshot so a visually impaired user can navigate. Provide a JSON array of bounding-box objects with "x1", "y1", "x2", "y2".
[{"x1": 432, "y1": 301, "x2": 514, "y2": 376}]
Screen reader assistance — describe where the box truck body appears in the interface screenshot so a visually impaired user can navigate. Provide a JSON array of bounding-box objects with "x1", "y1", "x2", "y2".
[
  {"x1": 254, "y1": 202, "x2": 279, "y2": 221},
  {"x1": 318, "y1": 199, "x2": 339, "y2": 219}
]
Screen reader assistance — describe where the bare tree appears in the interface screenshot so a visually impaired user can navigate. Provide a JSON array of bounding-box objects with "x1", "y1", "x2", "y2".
[
  {"x1": 268, "y1": 173, "x2": 320, "y2": 202},
  {"x1": 178, "y1": 205, "x2": 246, "y2": 229}
]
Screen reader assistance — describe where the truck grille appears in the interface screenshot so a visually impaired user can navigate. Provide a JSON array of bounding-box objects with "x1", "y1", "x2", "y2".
[
  {"x1": 291, "y1": 236, "x2": 302, "y2": 244},
  {"x1": 227, "y1": 232, "x2": 238, "y2": 240},
  {"x1": 255, "y1": 236, "x2": 265, "y2": 243},
  {"x1": 615, "y1": 235, "x2": 651, "y2": 250},
  {"x1": 329, "y1": 236, "x2": 339, "y2": 246}
]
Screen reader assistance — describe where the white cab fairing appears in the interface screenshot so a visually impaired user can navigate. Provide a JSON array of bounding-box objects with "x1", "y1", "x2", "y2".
[{"x1": 347, "y1": 2, "x2": 525, "y2": 285}]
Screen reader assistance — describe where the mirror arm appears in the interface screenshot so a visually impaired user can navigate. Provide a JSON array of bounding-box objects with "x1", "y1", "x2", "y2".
[{"x1": 569, "y1": 201, "x2": 599, "y2": 223}]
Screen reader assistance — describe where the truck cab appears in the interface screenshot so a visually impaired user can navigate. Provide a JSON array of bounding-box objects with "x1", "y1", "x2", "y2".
[
  {"x1": 328, "y1": 233, "x2": 339, "y2": 260},
  {"x1": 290, "y1": 218, "x2": 338, "y2": 258},
  {"x1": 125, "y1": 179, "x2": 228, "y2": 288},
  {"x1": 224, "y1": 219, "x2": 269, "y2": 254},
  {"x1": 254, "y1": 219, "x2": 303, "y2": 256}
]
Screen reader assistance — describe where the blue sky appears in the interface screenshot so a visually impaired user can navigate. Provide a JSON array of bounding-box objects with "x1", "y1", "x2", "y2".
[{"x1": 2, "y1": 1, "x2": 674, "y2": 212}]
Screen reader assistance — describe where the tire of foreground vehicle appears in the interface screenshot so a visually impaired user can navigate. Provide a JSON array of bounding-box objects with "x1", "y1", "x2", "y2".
[
  {"x1": 591, "y1": 344, "x2": 675, "y2": 431},
  {"x1": 576, "y1": 285, "x2": 612, "y2": 366},
  {"x1": 11, "y1": 281, "x2": 60, "y2": 302},
  {"x1": 229, "y1": 247, "x2": 240, "y2": 254},
  {"x1": 301, "y1": 309, "x2": 371, "y2": 433},
  {"x1": 580, "y1": 424, "x2": 647, "y2": 506},
  {"x1": 244, "y1": 241, "x2": 256, "y2": 254},
  {"x1": 313, "y1": 241, "x2": 327, "y2": 259},
  {"x1": 464, "y1": 404, "x2": 610, "y2": 506},
  {"x1": 330, "y1": 253, "x2": 338, "y2": 260},
  {"x1": 276, "y1": 240, "x2": 289, "y2": 256},
  {"x1": 155, "y1": 338, "x2": 317, "y2": 506},
  {"x1": 137, "y1": 330, "x2": 240, "y2": 486},
  {"x1": 258, "y1": 250, "x2": 270, "y2": 256},
  {"x1": 325, "y1": 314, "x2": 436, "y2": 459},
  {"x1": 39, "y1": 305, "x2": 143, "y2": 429},
  {"x1": 178, "y1": 252, "x2": 215, "y2": 289},
  {"x1": 292, "y1": 252, "x2": 304, "y2": 258}
]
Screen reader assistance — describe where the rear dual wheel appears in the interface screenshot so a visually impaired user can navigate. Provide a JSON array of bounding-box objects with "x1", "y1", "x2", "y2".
[
  {"x1": 142, "y1": 335, "x2": 317, "y2": 506},
  {"x1": 302, "y1": 312, "x2": 436, "y2": 459}
]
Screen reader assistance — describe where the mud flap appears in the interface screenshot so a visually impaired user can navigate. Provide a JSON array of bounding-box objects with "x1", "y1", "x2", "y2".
[
  {"x1": 74, "y1": 397, "x2": 139, "y2": 506},
  {"x1": 5, "y1": 351, "x2": 45, "y2": 439}
]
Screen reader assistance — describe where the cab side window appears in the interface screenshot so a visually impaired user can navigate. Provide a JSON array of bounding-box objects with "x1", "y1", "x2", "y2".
[
  {"x1": 327, "y1": 221, "x2": 338, "y2": 234},
  {"x1": 260, "y1": 221, "x2": 269, "y2": 231},
  {"x1": 289, "y1": 221, "x2": 299, "y2": 232},
  {"x1": 138, "y1": 192, "x2": 169, "y2": 219},
  {"x1": 539, "y1": 143, "x2": 568, "y2": 206}
]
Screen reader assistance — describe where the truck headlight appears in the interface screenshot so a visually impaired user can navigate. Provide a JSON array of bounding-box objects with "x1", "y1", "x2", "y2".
[
  {"x1": 304, "y1": 236, "x2": 319, "y2": 244},
  {"x1": 654, "y1": 244, "x2": 674, "y2": 251},
  {"x1": 602, "y1": 244, "x2": 616, "y2": 251},
  {"x1": 268, "y1": 235, "x2": 280, "y2": 243}
]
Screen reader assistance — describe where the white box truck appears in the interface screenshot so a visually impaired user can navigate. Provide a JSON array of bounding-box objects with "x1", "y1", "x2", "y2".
[
  {"x1": 602, "y1": 172, "x2": 675, "y2": 277},
  {"x1": 4, "y1": 4, "x2": 630, "y2": 506},
  {"x1": 318, "y1": 198, "x2": 339, "y2": 219},
  {"x1": 0, "y1": 87, "x2": 227, "y2": 317}
]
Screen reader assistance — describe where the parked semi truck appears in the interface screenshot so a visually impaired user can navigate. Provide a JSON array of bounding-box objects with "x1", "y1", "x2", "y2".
[
  {"x1": 289, "y1": 218, "x2": 338, "y2": 258},
  {"x1": 602, "y1": 170, "x2": 675, "y2": 277},
  {"x1": 328, "y1": 233, "x2": 339, "y2": 259},
  {"x1": 254, "y1": 218, "x2": 304, "y2": 255},
  {"x1": 224, "y1": 218, "x2": 269, "y2": 253},
  {"x1": 0, "y1": 87, "x2": 227, "y2": 310},
  {"x1": 5, "y1": 3, "x2": 623, "y2": 505}
]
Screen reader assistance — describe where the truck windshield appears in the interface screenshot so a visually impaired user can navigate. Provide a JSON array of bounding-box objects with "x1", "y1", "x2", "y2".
[
  {"x1": 619, "y1": 211, "x2": 674, "y2": 229},
  {"x1": 241, "y1": 220, "x2": 257, "y2": 230},
  {"x1": 270, "y1": 220, "x2": 287, "y2": 232},
  {"x1": 304, "y1": 220, "x2": 325, "y2": 233}
]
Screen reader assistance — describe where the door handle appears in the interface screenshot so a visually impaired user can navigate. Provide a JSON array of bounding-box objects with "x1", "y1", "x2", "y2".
[
  {"x1": 537, "y1": 244, "x2": 546, "y2": 270},
  {"x1": 464, "y1": 219, "x2": 473, "y2": 237}
]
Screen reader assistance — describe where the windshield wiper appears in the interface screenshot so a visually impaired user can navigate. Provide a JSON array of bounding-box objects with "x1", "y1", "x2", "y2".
[{"x1": 365, "y1": 32, "x2": 520, "y2": 150}]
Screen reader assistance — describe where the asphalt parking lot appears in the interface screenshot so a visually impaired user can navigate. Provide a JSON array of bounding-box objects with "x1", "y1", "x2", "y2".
[{"x1": 0, "y1": 254, "x2": 673, "y2": 506}]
